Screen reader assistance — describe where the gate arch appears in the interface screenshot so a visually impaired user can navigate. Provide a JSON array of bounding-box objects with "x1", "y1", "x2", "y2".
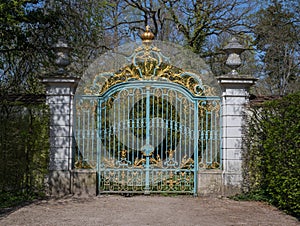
[{"x1": 74, "y1": 39, "x2": 221, "y2": 195}]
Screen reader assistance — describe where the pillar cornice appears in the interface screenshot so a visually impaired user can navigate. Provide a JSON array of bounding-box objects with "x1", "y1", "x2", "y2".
[
  {"x1": 41, "y1": 75, "x2": 80, "y2": 87},
  {"x1": 217, "y1": 75, "x2": 257, "y2": 86}
]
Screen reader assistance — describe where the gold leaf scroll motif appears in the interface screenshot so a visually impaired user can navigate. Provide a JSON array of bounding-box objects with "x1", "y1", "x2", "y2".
[
  {"x1": 180, "y1": 155, "x2": 194, "y2": 169},
  {"x1": 99, "y1": 66, "x2": 140, "y2": 94},
  {"x1": 97, "y1": 62, "x2": 212, "y2": 96}
]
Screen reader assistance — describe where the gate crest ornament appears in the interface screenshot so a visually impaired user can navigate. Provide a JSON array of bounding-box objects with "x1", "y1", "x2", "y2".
[{"x1": 84, "y1": 27, "x2": 215, "y2": 97}]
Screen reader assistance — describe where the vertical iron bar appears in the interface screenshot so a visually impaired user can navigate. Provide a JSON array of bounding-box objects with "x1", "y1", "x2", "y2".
[
  {"x1": 91, "y1": 99, "x2": 95, "y2": 162},
  {"x1": 179, "y1": 98, "x2": 182, "y2": 158},
  {"x1": 170, "y1": 91, "x2": 173, "y2": 156},
  {"x1": 219, "y1": 99, "x2": 223, "y2": 169},
  {"x1": 82, "y1": 107, "x2": 86, "y2": 160},
  {"x1": 189, "y1": 103, "x2": 192, "y2": 160},
  {"x1": 214, "y1": 106, "x2": 217, "y2": 163},
  {"x1": 76, "y1": 98, "x2": 80, "y2": 164},
  {"x1": 87, "y1": 108, "x2": 90, "y2": 162},
  {"x1": 174, "y1": 95, "x2": 177, "y2": 162},
  {"x1": 113, "y1": 97, "x2": 116, "y2": 160},
  {"x1": 210, "y1": 111, "x2": 213, "y2": 164},
  {"x1": 117, "y1": 94, "x2": 121, "y2": 160},
  {"x1": 161, "y1": 91, "x2": 164, "y2": 161},
  {"x1": 97, "y1": 99, "x2": 102, "y2": 194},
  {"x1": 131, "y1": 90, "x2": 135, "y2": 164},
  {"x1": 104, "y1": 100, "x2": 107, "y2": 160},
  {"x1": 136, "y1": 91, "x2": 139, "y2": 156},
  {"x1": 193, "y1": 100, "x2": 199, "y2": 196},
  {"x1": 122, "y1": 93, "x2": 125, "y2": 152},
  {"x1": 142, "y1": 92, "x2": 144, "y2": 147},
  {"x1": 205, "y1": 110, "x2": 209, "y2": 165},
  {"x1": 184, "y1": 106, "x2": 187, "y2": 159},
  {"x1": 156, "y1": 91, "x2": 159, "y2": 156},
  {"x1": 128, "y1": 92, "x2": 130, "y2": 159},
  {"x1": 145, "y1": 87, "x2": 151, "y2": 193},
  {"x1": 165, "y1": 93, "x2": 168, "y2": 156},
  {"x1": 201, "y1": 108, "x2": 204, "y2": 166}
]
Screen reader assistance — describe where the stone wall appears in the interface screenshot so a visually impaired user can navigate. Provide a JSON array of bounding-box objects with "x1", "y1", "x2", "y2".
[{"x1": 72, "y1": 170, "x2": 97, "y2": 197}]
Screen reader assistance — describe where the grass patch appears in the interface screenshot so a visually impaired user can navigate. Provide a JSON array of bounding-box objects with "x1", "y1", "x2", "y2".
[
  {"x1": 230, "y1": 190, "x2": 271, "y2": 202},
  {"x1": 0, "y1": 191, "x2": 45, "y2": 209}
]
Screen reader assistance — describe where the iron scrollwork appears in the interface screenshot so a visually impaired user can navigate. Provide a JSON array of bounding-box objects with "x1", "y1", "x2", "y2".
[{"x1": 84, "y1": 43, "x2": 215, "y2": 97}]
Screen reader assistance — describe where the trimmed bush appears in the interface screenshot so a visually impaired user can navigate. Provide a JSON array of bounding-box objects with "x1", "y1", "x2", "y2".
[
  {"x1": 242, "y1": 91, "x2": 300, "y2": 218},
  {"x1": 0, "y1": 102, "x2": 49, "y2": 207}
]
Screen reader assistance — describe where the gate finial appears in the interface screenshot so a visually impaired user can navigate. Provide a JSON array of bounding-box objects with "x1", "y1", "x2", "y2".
[
  {"x1": 52, "y1": 38, "x2": 73, "y2": 74},
  {"x1": 223, "y1": 37, "x2": 245, "y2": 76},
  {"x1": 141, "y1": 25, "x2": 155, "y2": 44}
]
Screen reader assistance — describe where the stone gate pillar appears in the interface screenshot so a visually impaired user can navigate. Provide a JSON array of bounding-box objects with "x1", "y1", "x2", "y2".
[
  {"x1": 42, "y1": 39, "x2": 80, "y2": 196},
  {"x1": 42, "y1": 76, "x2": 80, "y2": 195},
  {"x1": 218, "y1": 38, "x2": 257, "y2": 195},
  {"x1": 217, "y1": 76, "x2": 256, "y2": 195}
]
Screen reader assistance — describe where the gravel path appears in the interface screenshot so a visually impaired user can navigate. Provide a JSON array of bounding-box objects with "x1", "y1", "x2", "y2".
[{"x1": 0, "y1": 195, "x2": 299, "y2": 226}]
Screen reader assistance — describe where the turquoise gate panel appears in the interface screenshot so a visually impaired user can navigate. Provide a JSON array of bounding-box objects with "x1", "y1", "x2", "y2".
[
  {"x1": 74, "y1": 40, "x2": 221, "y2": 195},
  {"x1": 97, "y1": 83, "x2": 197, "y2": 194},
  {"x1": 74, "y1": 81, "x2": 221, "y2": 195}
]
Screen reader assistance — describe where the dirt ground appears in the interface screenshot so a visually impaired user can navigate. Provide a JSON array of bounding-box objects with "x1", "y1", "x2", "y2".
[{"x1": 0, "y1": 195, "x2": 299, "y2": 226}]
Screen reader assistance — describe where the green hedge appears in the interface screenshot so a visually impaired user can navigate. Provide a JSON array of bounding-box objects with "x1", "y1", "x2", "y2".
[
  {"x1": 0, "y1": 103, "x2": 49, "y2": 207},
  {"x1": 242, "y1": 91, "x2": 300, "y2": 218}
]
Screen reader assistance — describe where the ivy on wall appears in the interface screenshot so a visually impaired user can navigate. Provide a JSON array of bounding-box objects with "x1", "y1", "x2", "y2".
[{"x1": 242, "y1": 91, "x2": 300, "y2": 218}]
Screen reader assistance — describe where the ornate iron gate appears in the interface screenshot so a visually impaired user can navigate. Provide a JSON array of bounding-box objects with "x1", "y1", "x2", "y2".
[{"x1": 74, "y1": 41, "x2": 221, "y2": 195}]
